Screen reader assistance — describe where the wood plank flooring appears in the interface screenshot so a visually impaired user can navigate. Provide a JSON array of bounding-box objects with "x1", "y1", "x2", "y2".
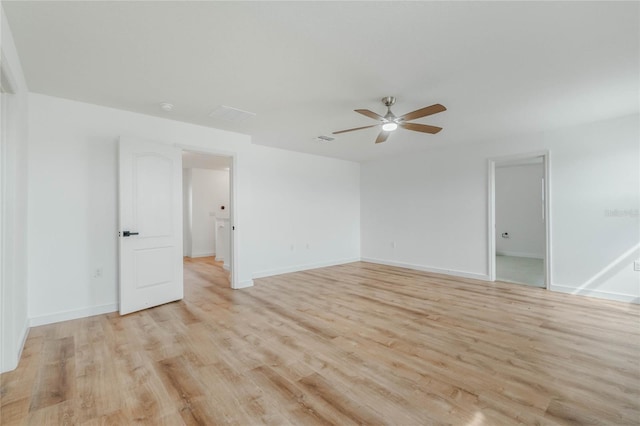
[{"x1": 1, "y1": 257, "x2": 639, "y2": 425}]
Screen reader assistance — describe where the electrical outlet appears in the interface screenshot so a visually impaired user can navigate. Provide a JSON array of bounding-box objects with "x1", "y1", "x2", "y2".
[
  {"x1": 94, "y1": 268, "x2": 103, "y2": 278},
  {"x1": 290, "y1": 244, "x2": 295, "y2": 251},
  {"x1": 634, "y1": 261, "x2": 640, "y2": 272},
  {"x1": 306, "y1": 243, "x2": 310, "y2": 249},
  {"x1": 391, "y1": 241, "x2": 396, "y2": 248}
]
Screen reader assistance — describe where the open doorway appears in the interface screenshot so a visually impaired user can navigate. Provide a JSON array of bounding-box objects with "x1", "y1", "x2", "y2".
[
  {"x1": 182, "y1": 150, "x2": 233, "y2": 288},
  {"x1": 118, "y1": 138, "x2": 240, "y2": 315},
  {"x1": 488, "y1": 152, "x2": 550, "y2": 289}
]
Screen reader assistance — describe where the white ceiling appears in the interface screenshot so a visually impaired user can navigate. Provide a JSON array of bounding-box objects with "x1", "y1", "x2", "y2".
[{"x1": 3, "y1": 1, "x2": 638, "y2": 162}]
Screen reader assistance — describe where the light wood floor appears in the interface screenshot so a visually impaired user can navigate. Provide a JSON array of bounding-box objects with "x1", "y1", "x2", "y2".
[{"x1": 1, "y1": 258, "x2": 639, "y2": 425}]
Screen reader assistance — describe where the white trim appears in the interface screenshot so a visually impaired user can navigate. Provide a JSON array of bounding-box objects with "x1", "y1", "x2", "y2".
[
  {"x1": 488, "y1": 160, "x2": 496, "y2": 280},
  {"x1": 253, "y1": 257, "x2": 361, "y2": 279},
  {"x1": 551, "y1": 285, "x2": 639, "y2": 304},
  {"x1": 29, "y1": 303, "x2": 118, "y2": 327},
  {"x1": 0, "y1": 50, "x2": 26, "y2": 374},
  {"x1": 190, "y1": 252, "x2": 215, "y2": 258},
  {"x1": 361, "y1": 257, "x2": 490, "y2": 281},
  {"x1": 223, "y1": 264, "x2": 230, "y2": 271},
  {"x1": 545, "y1": 153, "x2": 552, "y2": 290},
  {"x1": 234, "y1": 279, "x2": 254, "y2": 289},
  {"x1": 488, "y1": 150, "x2": 551, "y2": 289},
  {"x1": 1, "y1": 319, "x2": 29, "y2": 373},
  {"x1": 496, "y1": 251, "x2": 544, "y2": 259},
  {"x1": 16, "y1": 319, "x2": 28, "y2": 361},
  {"x1": 176, "y1": 144, "x2": 239, "y2": 290}
]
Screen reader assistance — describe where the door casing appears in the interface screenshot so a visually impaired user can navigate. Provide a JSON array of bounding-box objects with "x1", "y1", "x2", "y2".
[{"x1": 487, "y1": 151, "x2": 551, "y2": 288}]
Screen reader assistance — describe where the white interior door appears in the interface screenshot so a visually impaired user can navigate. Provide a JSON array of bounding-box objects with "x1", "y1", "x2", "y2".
[{"x1": 119, "y1": 137, "x2": 183, "y2": 315}]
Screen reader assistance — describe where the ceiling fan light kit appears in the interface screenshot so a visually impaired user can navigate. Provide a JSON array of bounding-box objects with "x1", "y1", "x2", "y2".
[
  {"x1": 333, "y1": 96, "x2": 446, "y2": 144},
  {"x1": 382, "y1": 122, "x2": 398, "y2": 132}
]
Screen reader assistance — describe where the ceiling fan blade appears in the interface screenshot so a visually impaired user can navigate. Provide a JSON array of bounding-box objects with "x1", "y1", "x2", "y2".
[
  {"x1": 400, "y1": 122, "x2": 443, "y2": 134},
  {"x1": 375, "y1": 131, "x2": 390, "y2": 144},
  {"x1": 398, "y1": 104, "x2": 446, "y2": 122},
  {"x1": 332, "y1": 124, "x2": 380, "y2": 135},
  {"x1": 355, "y1": 109, "x2": 385, "y2": 121}
]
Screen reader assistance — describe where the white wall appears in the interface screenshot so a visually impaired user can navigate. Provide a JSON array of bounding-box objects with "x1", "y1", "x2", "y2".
[
  {"x1": 189, "y1": 168, "x2": 229, "y2": 257},
  {"x1": 1, "y1": 8, "x2": 30, "y2": 373},
  {"x1": 495, "y1": 163, "x2": 544, "y2": 258},
  {"x1": 361, "y1": 114, "x2": 640, "y2": 303},
  {"x1": 27, "y1": 93, "x2": 252, "y2": 325},
  {"x1": 249, "y1": 145, "x2": 360, "y2": 278},
  {"x1": 27, "y1": 93, "x2": 361, "y2": 325}
]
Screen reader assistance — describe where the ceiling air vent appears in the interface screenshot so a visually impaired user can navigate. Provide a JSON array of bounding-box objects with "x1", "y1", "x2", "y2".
[
  {"x1": 314, "y1": 135, "x2": 335, "y2": 142},
  {"x1": 209, "y1": 105, "x2": 256, "y2": 122}
]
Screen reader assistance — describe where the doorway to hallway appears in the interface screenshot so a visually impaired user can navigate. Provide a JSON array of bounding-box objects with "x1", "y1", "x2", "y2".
[
  {"x1": 182, "y1": 151, "x2": 233, "y2": 287},
  {"x1": 488, "y1": 152, "x2": 550, "y2": 289}
]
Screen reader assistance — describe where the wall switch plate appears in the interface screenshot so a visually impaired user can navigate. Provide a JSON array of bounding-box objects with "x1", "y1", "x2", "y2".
[{"x1": 634, "y1": 261, "x2": 640, "y2": 272}]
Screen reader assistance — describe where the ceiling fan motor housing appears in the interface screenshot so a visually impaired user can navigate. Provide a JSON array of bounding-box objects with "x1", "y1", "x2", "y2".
[
  {"x1": 382, "y1": 96, "x2": 396, "y2": 107},
  {"x1": 382, "y1": 96, "x2": 397, "y2": 121}
]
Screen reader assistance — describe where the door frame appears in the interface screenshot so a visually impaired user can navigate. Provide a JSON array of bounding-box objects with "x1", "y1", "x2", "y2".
[
  {"x1": 176, "y1": 144, "x2": 239, "y2": 289},
  {"x1": 487, "y1": 150, "x2": 551, "y2": 289},
  {"x1": 0, "y1": 51, "x2": 22, "y2": 371}
]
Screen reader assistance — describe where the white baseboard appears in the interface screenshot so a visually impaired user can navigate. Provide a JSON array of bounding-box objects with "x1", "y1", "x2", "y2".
[
  {"x1": 496, "y1": 251, "x2": 544, "y2": 259},
  {"x1": 29, "y1": 303, "x2": 119, "y2": 327},
  {"x1": 234, "y1": 279, "x2": 254, "y2": 289},
  {"x1": 190, "y1": 252, "x2": 215, "y2": 258},
  {"x1": 361, "y1": 257, "x2": 490, "y2": 281},
  {"x1": 551, "y1": 285, "x2": 639, "y2": 304},
  {"x1": 223, "y1": 264, "x2": 230, "y2": 271},
  {"x1": 252, "y1": 257, "x2": 361, "y2": 279}
]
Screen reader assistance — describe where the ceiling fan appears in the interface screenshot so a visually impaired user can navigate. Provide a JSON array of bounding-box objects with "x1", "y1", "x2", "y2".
[{"x1": 333, "y1": 96, "x2": 446, "y2": 144}]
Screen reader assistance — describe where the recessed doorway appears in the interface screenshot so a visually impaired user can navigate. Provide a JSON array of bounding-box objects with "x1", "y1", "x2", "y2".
[
  {"x1": 182, "y1": 150, "x2": 233, "y2": 287},
  {"x1": 488, "y1": 152, "x2": 550, "y2": 289}
]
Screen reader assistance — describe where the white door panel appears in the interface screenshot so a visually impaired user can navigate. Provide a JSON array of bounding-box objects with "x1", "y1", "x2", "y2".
[{"x1": 119, "y1": 137, "x2": 183, "y2": 315}]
